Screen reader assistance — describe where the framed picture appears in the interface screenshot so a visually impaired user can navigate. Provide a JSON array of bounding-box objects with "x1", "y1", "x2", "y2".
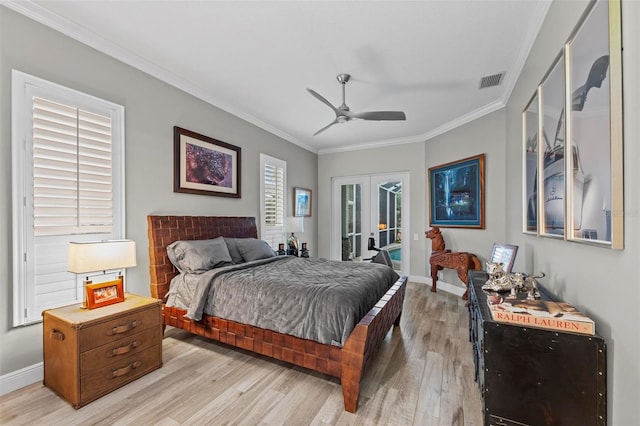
[
  {"x1": 539, "y1": 51, "x2": 566, "y2": 238},
  {"x1": 565, "y1": 0, "x2": 623, "y2": 249},
  {"x1": 428, "y1": 154, "x2": 485, "y2": 228},
  {"x1": 489, "y1": 243, "x2": 519, "y2": 273},
  {"x1": 86, "y1": 277, "x2": 124, "y2": 309},
  {"x1": 294, "y1": 187, "x2": 312, "y2": 217},
  {"x1": 174, "y1": 126, "x2": 241, "y2": 198},
  {"x1": 522, "y1": 90, "x2": 540, "y2": 235}
]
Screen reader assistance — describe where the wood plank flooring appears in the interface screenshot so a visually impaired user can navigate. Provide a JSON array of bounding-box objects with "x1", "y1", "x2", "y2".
[{"x1": 0, "y1": 281, "x2": 483, "y2": 425}]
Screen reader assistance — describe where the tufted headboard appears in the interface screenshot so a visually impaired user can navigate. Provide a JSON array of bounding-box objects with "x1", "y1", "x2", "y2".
[{"x1": 147, "y1": 215, "x2": 258, "y2": 301}]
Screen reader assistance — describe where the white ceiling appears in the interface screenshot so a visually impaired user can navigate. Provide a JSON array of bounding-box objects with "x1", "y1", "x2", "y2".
[{"x1": 7, "y1": 1, "x2": 551, "y2": 154}]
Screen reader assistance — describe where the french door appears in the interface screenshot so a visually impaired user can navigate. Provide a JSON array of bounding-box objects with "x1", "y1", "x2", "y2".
[{"x1": 331, "y1": 172, "x2": 409, "y2": 275}]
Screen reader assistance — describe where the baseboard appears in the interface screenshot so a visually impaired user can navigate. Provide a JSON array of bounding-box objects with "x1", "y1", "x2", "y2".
[
  {"x1": 408, "y1": 275, "x2": 466, "y2": 298},
  {"x1": 0, "y1": 362, "x2": 43, "y2": 396},
  {"x1": 408, "y1": 274, "x2": 430, "y2": 285},
  {"x1": 435, "y1": 280, "x2": 466, "y2": 297}
]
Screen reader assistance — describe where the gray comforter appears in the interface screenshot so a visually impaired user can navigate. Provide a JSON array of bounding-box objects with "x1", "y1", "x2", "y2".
[{"x1": 166, "y1": 256, "x2": 399, "y2": 346}]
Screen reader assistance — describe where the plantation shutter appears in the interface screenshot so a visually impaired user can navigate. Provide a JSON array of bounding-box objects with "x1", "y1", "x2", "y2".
[
  {"x1": 33, "y1": 97, "x2": 113, "y2": 236},
  {"x1": 260, "y1": 154, "x2": 286, "y2": 249},
  {"x1": 12, "y1": 70, "x2": 125, "y2": 326}
]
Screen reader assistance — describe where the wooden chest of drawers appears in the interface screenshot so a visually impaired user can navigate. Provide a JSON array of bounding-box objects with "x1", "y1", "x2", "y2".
[
  {"x1": 468, "y1": 271, "x2": 607, "y2": 425},
  {"x1": 43, "y1": 293, "x2": 162, "y2": 408}
]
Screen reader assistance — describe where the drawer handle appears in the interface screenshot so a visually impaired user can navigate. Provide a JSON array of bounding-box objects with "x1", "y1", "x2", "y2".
[
  {"x1": 109, "y1": 361, "x2": 142, "y2": 379},
  {"x1": 107, "y1": 319, "x2": 141, "y2": 336},
  {"x1": 110, "y1": 340, "x2": 141, "y2": 357},
  {"x1": 50, "y1": 329, "x2": 65, "y2": 341}
]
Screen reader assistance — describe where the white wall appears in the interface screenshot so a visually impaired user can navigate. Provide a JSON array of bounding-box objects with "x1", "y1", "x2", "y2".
[{"x1": 0, "y1": 7, "x2": 317, "y2": 379}]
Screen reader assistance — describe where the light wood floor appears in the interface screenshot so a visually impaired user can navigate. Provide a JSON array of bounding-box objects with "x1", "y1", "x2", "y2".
[{"x1": 0, "y1": 281, "x2": 483, "y2": 425}]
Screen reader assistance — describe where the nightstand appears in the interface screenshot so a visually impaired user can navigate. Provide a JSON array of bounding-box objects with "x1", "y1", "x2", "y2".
[{"x1": 43, "y1": 293, "x2": 162, "y2": 408}]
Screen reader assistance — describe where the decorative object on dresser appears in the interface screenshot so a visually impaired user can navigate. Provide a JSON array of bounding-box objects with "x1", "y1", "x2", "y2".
[
  {"x1": 86, "y1": 280, "x2": 124, "y2": 310},
  {"x1": 481, "y1": 262, "x2": 513, "y2": 293},
  {"x1": 43, "y1": 294, "x2": 162, "y2": 408},
  {"x1": 67, "y1": 240, "x2": 137, "y2": 309},
  {"x1": 147, "y1": 215, "x2": 407, "y2": 413},
  {"x1": 428, "y1": 154, "x2": 485, "y2": 229},
  {"x1": 488, "y1": 243, "x2": 518, "y2": 273},
  {"x1": 425, "y1": 226, "x2": 482, "y2": 299},
  {"x1": 286, "y1": 216, "x2": 304, "y2": 256},
  {"x1": 486, "y1": 296, "x2": 595, "y2": 335},
  {"x1": 173, "y1": 126, "x2": 241, "y2": 198},
  {"x1": 468, "y1": 271, "x2": 606, "y2": 425},
  {"x1": 293, "y1": 187, "x2": 312, "y2": 217}
]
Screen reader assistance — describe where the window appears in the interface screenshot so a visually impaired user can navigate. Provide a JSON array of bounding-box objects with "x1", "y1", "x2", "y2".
[
  {"x1": 12, "y1": 70, "x2": 125, "y2": 326},
  {"x1": 260, "y1": 154, "x2": 286, "y2": 249}
]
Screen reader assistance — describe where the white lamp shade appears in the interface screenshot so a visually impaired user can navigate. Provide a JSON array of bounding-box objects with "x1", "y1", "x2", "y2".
[
  {"x1": 68, "y1": 240, "x2": 137, "y2": 274},
  {"x1": 286, "y1": 217, "x2": 304, "y2": 233}
]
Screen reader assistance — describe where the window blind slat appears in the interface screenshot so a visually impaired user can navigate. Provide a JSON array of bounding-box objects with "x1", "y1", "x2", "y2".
[{"x1": 32, "y1": 96, "x2": 113, "y2": 237}]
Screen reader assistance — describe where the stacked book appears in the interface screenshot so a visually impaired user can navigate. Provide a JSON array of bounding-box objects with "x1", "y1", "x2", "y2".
[{"x1": 486, "y1": 295, "x2": 595, "y2": 335}]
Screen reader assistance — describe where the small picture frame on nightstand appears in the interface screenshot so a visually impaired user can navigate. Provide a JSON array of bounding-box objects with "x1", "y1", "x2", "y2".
[{"x1": 86, "y1": 277, "x2": 124, "y2": 309}]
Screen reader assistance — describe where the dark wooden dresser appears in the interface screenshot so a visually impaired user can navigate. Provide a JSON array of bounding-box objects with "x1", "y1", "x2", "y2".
[
  {"x1": 43, "y1": 293, "x2": 162, "y2": 408},
  {"x1": 468, "y1": 271, "x2": 606, "y2": 426}
]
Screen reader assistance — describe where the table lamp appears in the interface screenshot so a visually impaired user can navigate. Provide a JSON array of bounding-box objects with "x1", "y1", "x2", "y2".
[
  {"x1": 68, "y1": 240, "x2": 137, "y2": 308},
  {"x1": 286, "y1": 217, "x2": 304, "y2": 257}
]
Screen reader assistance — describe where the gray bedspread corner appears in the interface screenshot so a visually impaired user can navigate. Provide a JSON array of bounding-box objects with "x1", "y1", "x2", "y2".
[{"x1": 166, "y1": 256, "x2": 399, "y2": 346}]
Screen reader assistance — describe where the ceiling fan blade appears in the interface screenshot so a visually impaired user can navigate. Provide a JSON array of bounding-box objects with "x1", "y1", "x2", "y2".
[
  {"x1": 313, "y1": 118, "x2": 339, "y2": 136},
  {"x1": 306, "y1": 88, "x2": 339, "y2": 113},
  {"x1": 352, "y1": 111, "x2": 406, "y2": 121}
]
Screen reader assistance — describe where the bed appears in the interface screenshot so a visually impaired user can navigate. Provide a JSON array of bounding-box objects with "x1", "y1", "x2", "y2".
[{"x1": 147, "y1": 215, "x2": 407, "y2": 412}]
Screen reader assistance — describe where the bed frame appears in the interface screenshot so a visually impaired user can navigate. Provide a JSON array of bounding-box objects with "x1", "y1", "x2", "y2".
[{"x1": 147, "y1": 215, "x2": 407, "y2": 412}]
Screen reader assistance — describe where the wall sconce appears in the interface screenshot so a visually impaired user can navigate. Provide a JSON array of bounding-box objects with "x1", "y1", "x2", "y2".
[{"x1": 67, "y1": 240, "x2": 137, "y2": 309}]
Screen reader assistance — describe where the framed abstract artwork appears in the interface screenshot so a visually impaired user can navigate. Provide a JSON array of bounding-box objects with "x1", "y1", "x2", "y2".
[
  {"x1": 521, "y1": 0, "x2": 623, "y2": 250},
  {"x1": 522, "y1": 90, "x2": 540, "y2": 235},
  {"x1": 564, "y1": 0, "x2": 623, "y2": 248},
  {"x1": 173, "y1": 126, "x2": 241, "y2": 198},
  {"x1": 428, "y1": 154, "x2": 485, "y2": 229},
  {"x1": 293, "y1": 187, "x2": 312, "y2": 217},
  {"x1": 539, "y1": 51, "x2": 566, "y2": 239}
]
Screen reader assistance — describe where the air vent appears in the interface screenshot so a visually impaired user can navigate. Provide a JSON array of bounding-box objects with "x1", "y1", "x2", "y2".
[{"x1": 479, "y1": 72, "x2": 505, "y2": 89}]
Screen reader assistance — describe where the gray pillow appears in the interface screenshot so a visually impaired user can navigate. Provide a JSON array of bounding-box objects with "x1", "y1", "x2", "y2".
[
  {"x1": 167, "y1": 237, "x2": 233, "y2": 273},
  {"x1": 223, "y1": 237, "x2": 245, "y2": 264},
  {"x1": 236, "y1": 238, "x2": 276, "y2": 262}
]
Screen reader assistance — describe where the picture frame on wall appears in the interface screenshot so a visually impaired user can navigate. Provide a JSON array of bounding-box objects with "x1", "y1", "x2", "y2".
[
  {"x1": 565, "y1": 0, "x2": 623, "y2": 249},
  {"x1": 428, "y1": 154, "x2": 485, "y2": 229},
  {"x1": 538, "y1": 51, "x2": 565, "y2": 238},
  {"x1": 522, "y1": 90, "x2": 540, "y2": 235},
  {"x1": 294, "y1": 187, "x2": 312, "y2": 217},
  {"x1": 173, "y1": 126, "x2": 241, "y2": 198}
]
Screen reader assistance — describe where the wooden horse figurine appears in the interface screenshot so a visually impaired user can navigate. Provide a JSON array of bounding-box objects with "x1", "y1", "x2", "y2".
[{"x1": 425, "y1": 226, "x2": 482, "y2": 300}]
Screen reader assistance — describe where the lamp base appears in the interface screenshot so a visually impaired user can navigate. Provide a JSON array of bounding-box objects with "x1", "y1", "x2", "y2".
[
  {"x1": 287, "y1": 233, "x2": 299, "y2": 257},
  {"x1": 81, "y1": 278, "x2": 92, "y2": 309}
]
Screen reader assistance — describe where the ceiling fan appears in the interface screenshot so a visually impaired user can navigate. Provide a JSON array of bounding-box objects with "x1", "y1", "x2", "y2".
[{"x1": 306, "y1": 74, "x2": 406, "y2": 136}]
